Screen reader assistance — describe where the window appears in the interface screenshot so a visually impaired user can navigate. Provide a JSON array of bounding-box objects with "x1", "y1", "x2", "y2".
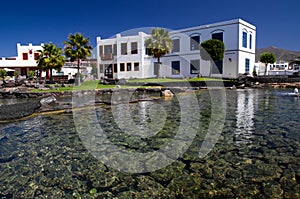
[
  {"x1": 121, "y1": 43, "x2": 127, "y2": 55},
  {"x1": 99, "y1": 64, "x2": 104, "y2": 73},
  {"x1": 245, "y1": 58, "x2": 250, "y2": 73},
  {"x1": 120, "y1": 63, "x2": 125, "y2": 71},
  {"x1": 242, "y1": 32, "x2": 247, "y2": 48},
  {"x1": 212, "y1": 32, "x2": 223, "y2": 41},
  {"x1": 145, "y1": 47, "x2": 151, "y2": 55},
  {"x1": 114, "y1": 64, "x2": 118, "y2": 73},
  {"x1": 99, "y1": 45, "x2": 103, "y2": 56},
  {"x1": 249, "y1": 34, "x2": 252, "y2": 49},
  {"x1": 190, "y1": 35, "x2": 200, "y2": 50},
  {"x1": 100, "y1": 45, "x2": 114, "y2": 60},
  {"x1": 134, "y1": 62, "x2": 139, "y2": 71},
  {"x1": 113, "y1": 44, "x2": 117, "y2": 56},
  {"x1": 127, "y1": 63, "x2": 132, "y2": 71},
  {"x1": 172, "y1": 39, "x2": 180, "y2": 53},
  {"x1": 171, "y1": 61, "x2": 180, "y2": 75},
  {"x1": 131, "y1": 42, "x2": 138, "y2": 54},
  {"x1": 104, "y1": 45, "x2": 112, "y2": 55},
  {"x1": 190, "y1": 59, "x2": 200, "y2": 74},
  {"x1": 34, "y1": 53, "x2": 39, "y2": 60},
  {"x1": 23, "y1": 53, "x2": 28, "y2": 60},
  {"x1": 212, "y1": 60, "x2": 223, "y2": 74}
]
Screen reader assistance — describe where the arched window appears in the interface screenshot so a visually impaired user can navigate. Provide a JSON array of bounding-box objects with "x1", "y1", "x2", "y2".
[
  {"x1": 249, "y1": 31, "x2": 253, "y2": 49},
  {"x1": 171, "y1": 36, "x2": 180, "y2": 53},
  {"x1": 211, "y1": 29, "x2": 224, "y2": 41},
  {"x1": 189, "y1": 33, "x2": 201, "y2": 51},
  {"x1": 242, "y1": 29, "x2": 248, "y2": 48}
]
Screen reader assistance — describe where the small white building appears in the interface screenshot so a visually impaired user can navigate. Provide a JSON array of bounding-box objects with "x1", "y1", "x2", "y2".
[
  {"x1": 96, "y1": 19, "x2": 256, "y2": 79},
  {"x1": 52, "y1": 60, "x2": 94, "y2": 79},
  {"x1": 254, "y1": 61, "x2": 299, "y2": 76},
  {"x1": 0, "y1": 43, "x2": 43, "y2": 76}
]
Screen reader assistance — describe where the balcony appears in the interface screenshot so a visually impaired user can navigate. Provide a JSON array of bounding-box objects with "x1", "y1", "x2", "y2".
[{"x1": 101, "y1": 54, "x2": 114, "y2": 61}]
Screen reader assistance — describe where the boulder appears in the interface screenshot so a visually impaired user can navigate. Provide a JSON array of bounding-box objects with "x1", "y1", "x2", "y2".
[
  {"x1": 40, "y1": 96, "x2": 57, "y2": 105},
  {"x1": 161, "y1": 89, "x2": 174, "y2": 97}
]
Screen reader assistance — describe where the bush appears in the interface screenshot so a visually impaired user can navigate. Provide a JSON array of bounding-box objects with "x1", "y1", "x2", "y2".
[
  {"x1": 0, "y1": 69, "x2": 6, "y2": 79},
  {"x1": 28, "y1": 70, "x2": 36, "y2": 78},
  {"x1": 253, "y1": 68, "x2": 257, "y2": 77}
]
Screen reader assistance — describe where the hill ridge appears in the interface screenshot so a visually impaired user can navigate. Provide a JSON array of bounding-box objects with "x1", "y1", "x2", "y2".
[{"x1": 255, "y1": 46, "x2": 300, "y2": 62}]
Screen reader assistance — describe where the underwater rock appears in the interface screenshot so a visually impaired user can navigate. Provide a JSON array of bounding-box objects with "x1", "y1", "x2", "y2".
[
  {"x1": 136, "y1": 176, "x2": 162, "y2": 190},
  {"x1": 242, "y1": 164, "x2": 282, "y2": 182},
  {"x1": 167, "y1": 174, "x2": 207, "y2": 198},
  {"x1": 150, "y1": 161, "x2": 185, "y2": 183},
  {"x1": 189, "y1": 163, "x2": 213, "y2": 179},
  {"x1": 262, "y1": 181, "x2": 283, "y2": 199}
]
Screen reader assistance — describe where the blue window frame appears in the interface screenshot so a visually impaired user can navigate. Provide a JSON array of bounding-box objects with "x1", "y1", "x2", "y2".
[
  {"x1": 171, "y1": 61, "x2": 180, "y2": 75},
  {"x1": 249, "y1": 34, "x2": 252, "y2": 49},
  {"x1": 190, "y1": 35, "x2": 200, "y2": 51},
  {"x1": 245, "y1": 58, "x2": 250, "y2": 73},
  {"x1": 242, "y1": 32, "x2": 247, "y2": 48},
  {"x1": 212, "y1": 32, "x2": 223, "y2": 41}
]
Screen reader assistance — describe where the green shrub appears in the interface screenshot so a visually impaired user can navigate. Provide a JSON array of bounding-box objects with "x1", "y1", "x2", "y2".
[{"x1": 0, "y1": 69, "x2": 6, "y2": 79}]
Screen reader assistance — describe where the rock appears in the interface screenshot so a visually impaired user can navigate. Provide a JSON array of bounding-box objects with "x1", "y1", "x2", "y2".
[
  {"x1": 262, "y1": 181, "x2": 283, "y2": 198},
  {"x1": 0, "y1": 100, "x2": 41, "y2": 120},
  {"x1": 40, "y1": 96, "x2": 57, "y2": 106},
  {"x1": 161, "y1": 89, "x2": 174, "y2": 97}
]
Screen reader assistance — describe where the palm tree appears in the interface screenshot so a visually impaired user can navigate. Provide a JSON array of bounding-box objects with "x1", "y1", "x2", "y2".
[
  {"x1": 144, "y1": 28, "x2": 173, "y2": 78},
  {"x1": 64, "y1": 33, "x2": 93, "y2": 85},
  {"x1": 36, "y1": 43, "x2": 65, "y2": 83}
]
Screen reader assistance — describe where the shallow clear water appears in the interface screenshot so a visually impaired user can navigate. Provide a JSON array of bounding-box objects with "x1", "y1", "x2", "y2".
[{"x1": 0, "y1": 89, "x2": 299, "y2": 198}]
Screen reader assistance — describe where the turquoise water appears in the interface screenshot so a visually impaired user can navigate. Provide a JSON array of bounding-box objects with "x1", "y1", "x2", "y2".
[{"x1": 0, "y1": 89, "x2": 299, "y2": 198}]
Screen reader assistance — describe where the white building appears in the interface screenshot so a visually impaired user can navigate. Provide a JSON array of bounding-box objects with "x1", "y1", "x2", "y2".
[
  {"x1": 96, "y1": 19, "x2": 256, "y2": 79},
  {"x1": 255, "y1": 61, "x2": 299, "y2": 76},
  {"x1": 0, "y1": 43, "x2": 43, "y2": 76},
  {"x1": 0, "y1": 43, "x2": 95, "y2": 80},
  {"x1": 52, "y1": 60, "x2": 94, "y2": 79}
]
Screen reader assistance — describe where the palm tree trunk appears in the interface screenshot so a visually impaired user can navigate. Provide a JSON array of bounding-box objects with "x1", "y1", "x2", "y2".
[
  {"x1": 77, "y1": 59, "x2": 81, "y2": 85},
  {"x1": 157, "y1": 57, "x2": 161, "y2": 78},
  {"x1": 210, "y1": 62, "x2": 213, "y2": 77},
  {"x1": 50, "y1": 69, "x2": 53, "y2": 83}
]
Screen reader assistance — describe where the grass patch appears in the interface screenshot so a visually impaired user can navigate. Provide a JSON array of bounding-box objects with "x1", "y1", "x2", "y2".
[
  {"x1": 30, "y1": 77, "x2": 231, "y2": 93},
  {"x1": 30, "y1": 80, "x2": 116, "y2": 92},
  {"x1": 127, "y1": 77, "x2": 226, "y2": 83}
]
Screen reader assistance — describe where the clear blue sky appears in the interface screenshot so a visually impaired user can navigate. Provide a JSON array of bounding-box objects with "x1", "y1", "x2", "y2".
[{"x1": 0, "y1": 0, "x2": 299, "y2": 57}]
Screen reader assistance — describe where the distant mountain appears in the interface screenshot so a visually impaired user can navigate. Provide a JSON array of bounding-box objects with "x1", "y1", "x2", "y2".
[{"x1": 255, "y1": 46, "x2": 300, "y2": 62}]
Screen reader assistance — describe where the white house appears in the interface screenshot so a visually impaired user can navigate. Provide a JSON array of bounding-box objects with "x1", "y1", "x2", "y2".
[
  {"x1": 254, "y1": 61, "x2": 299, "y2": 76},
  {"x1": 96, "y1": 19, "x2": 256, "y2": 79},
  {"x1": 0, "y1": 43, "x2": 43, "y2": 76},
  {"x1": 0, "y1": 43, "x2": 94, "y2": 80}
]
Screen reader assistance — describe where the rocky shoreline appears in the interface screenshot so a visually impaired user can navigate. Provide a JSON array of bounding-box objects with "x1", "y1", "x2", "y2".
[{"x1": 1, "y1": 79, "x2": 300, "y2": 121}]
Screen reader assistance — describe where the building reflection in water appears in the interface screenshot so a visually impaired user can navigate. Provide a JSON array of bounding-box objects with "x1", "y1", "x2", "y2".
[{"x1": 235, "y1": 89, "x2": 256, "y2": 146}]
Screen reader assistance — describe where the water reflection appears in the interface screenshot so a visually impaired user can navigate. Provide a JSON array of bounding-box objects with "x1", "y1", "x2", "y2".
[{"x1": 235, "y1": 90, "x2": 256, "y2": 146}]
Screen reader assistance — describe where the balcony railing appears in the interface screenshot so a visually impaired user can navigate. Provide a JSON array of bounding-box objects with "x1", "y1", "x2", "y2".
[{"x1": 101, "y1": 54, "x2": 113, "y2": 61}]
